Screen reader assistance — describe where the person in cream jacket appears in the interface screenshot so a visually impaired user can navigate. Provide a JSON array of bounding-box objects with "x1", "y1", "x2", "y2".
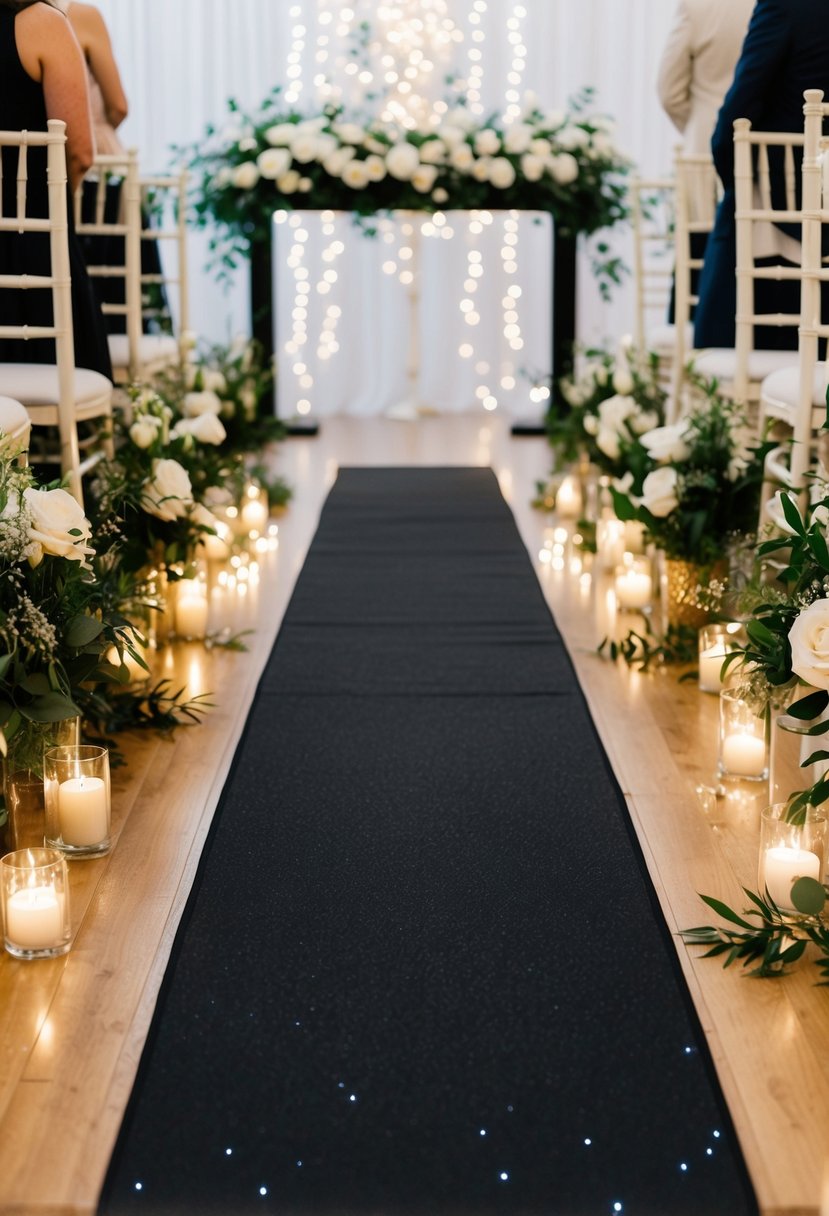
[{"x1": 657, "y1": 0, "x2": 755, "y2": 155}]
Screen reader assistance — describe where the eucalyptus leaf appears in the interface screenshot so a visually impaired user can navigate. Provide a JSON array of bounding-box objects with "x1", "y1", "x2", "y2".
[
  {"x1": 65, "y1": 614, "x2": 104, "y2": 648},
  {"x1": 22, "y1": 692, "x2": 81, "y2": 723},
  {"x1": 791, "y1": 876, "x2": 826, "y2": 916}
]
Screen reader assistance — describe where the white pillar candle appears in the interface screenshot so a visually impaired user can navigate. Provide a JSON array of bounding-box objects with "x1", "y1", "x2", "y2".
[
  {"x1": 176, "y1": 592, "x2": 209, "y2": 640},
  {"x1": 596, "y1": 519, "x2": 626, "y2": 572},
  {"x1": 699, "y1": 645, "x2": 731, "y2": 694},
  {"x1": 240, "y1": 498, "x2": 269, "y2": 535},
  {"x1": 555, "y1": 476, "x2": 581, "y2": 519},
  {"x1": 614, "y1": 568, "x2": 652, "y2": 610},
  {"x1": 6, "y1": 885, "x2": 62, "y2": 949},
  {"x1": 762, "y1": 845, "x2": 821, "y2": 911},
  {"x1": 59, "y1": 776, "x2": 109, "y2": 847},
  {"x1": 721, "y1": 732, "x2": 766, "y2": 778}
]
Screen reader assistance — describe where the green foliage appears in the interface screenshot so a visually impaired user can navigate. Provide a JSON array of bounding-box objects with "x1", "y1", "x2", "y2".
[
  {"x1": 598, "y1": 621, "x2": 699, "y2": 670},
  {"x1": 682, "y1": 881, "x2": 829, "y2": 983}
]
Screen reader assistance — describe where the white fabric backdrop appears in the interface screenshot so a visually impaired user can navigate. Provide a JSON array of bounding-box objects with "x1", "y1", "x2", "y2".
[{"x1": 91, "y1": 0, "x2": 683, "y2": 415}]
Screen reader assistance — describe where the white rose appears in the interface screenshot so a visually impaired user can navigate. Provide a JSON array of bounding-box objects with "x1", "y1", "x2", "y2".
[
  {"x1": 342, "y1": 159, "x2": 371, "y2": 189},
  {"x1": 237, "y1": 136, "x2": 258, "y2": 154},
  {"x1": 290, "y1": 134, "x2": 319, "y2": 164},
  {"x1": 489, "y1": 157, "x2": 516, "y2": 189},
  {"x1": 544, "y1": 108, "x2": 566, "y2": 130},
  {"x1": 450, "y1": 144, "x2": 474, "y2": 173},
  {"x1": 294, "y1": 117, "x2": 327, "y2": 137},
  {"x1": 596, "y1": 428, "x2": 621, "y2": 461},
  {"x1": 257, "y1": 148, "x2": 292, "y2": 180},
  {"x1": 364, "y1": 154, "x2": 387, "y2": 182},
  {"x1": 530, "y1": 137, "x2": 552, "y2": 158},
  {"x1": 789, "y1": 599, "x2": 829, "y2": 690},
  {"x1": 641, "y1": 422, "x2": 691, "y2": 464},
  {"x1": 182, "y1": 390, "x2": 222, "y2": 418},
  {"x1": 557, "y1": 125, "x2": 589, "y2": 150},
  {"x1": 549, "y1": 153, "x2": 579, "y2": 185},
  {"x1": 471, "y1": 156, "x2": 492, "y2": 183},
  {"x1": 314, "y1": 133, "x2": 339, "y2": 161},
  {"x1": 447, "y1": 107, "x2": 475, "y2": 131},
  {"x1": 333, "y1": 122, "x2": 365, "y2": 146},
  {"x1": 474, "y1": 128, "x2": 501, "y2": 156},
  {"x1": 520, "y1": 153, "x2": 545, "y2": 182},
  {"x1": 640, "y1": 466, "x2": 679, "y2": 518},
  {"x1": 504, "y1": 123, "x2": 533, "y2": 154},
  {"x1": 440, "y1": 124, "x2": 466, "y2": 149},
  {"x1": 323, "y1": 147, "x2": 356, "y2": 177},
  {"x1": 363, "y1": 135, "x2": 388, "y2": 155},
  {"x1": 277, "y1": 169, "x2": 301, "y2": 193},
  {"x1": 23, "y1": 487, "x2": 94, "y2": 564},
  {"x1": 598, "y1": 393, "x2": 635, "y2": 431},
  {"x1": 201, "y1": 369, "x2": 227, "y2": 393},
  {"x1": 612, "y1": 367, "x2": 634, "y2": 395},
  {"x1": 265, "y1": 123, "x2": 296, "y2": 146},
  {"x1": 142, "y1": 459, "x2": 194, "y2": 522},
  {"x1": 594, "y1": 366, "x2": 609, "y2": 387},
  {"x1": 129, "y1": 419, "x2": 158, "y2": 449},
  {"x1": 173, "y1": 413, "x2": 227, "y2": 445},
  {"x1": 297, "y1": 177, "x2": 312, "y2": 193},
  {"x1": 412, "y1": 164, "x2": 439, "y2": 193},
  {"x1": 212, "y1": 167, "x2": 233, "y2": 189},
  {"x1": 591, "y1": 132, "x2": 615, "y2": 158},
  {"x1": 386, "y1": 142, "x2": 420, "y2": 181},
  {"x1": 582, "y1": 414, "x2": 599, "y2": 436},
  {"x1": 432, "y1": 187, "x2": 449, "y2": 205},
  {"x1": 418, "y1": 138, "x2": 446, "y2": 165},
  {"x1": 614, "y1": 471, "x2": 635, "y2": 494},
  {"x1": 232, "y1": 162, "x2": 260, "y2": 190}
]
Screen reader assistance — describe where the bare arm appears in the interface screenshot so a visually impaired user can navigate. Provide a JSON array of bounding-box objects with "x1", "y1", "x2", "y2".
[
  {"x1": 15, "y1": 2, "x2": 94, "y2": 191},
  {"x1": 68, "y1": 3, "x2": 128, "y2": 128}
]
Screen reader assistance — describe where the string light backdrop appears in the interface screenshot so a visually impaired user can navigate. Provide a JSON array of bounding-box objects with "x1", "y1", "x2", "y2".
[{"x1": 94, "y1": 1, "x2": 680, "y2": 403}]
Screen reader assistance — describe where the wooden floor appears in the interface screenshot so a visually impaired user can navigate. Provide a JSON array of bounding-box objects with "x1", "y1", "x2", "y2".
[{"x1": 0, "y1": 413, "x2": 827, "y2": 1215}]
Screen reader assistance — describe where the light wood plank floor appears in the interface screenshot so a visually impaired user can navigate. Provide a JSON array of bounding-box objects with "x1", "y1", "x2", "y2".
[{"x1": 0, "y1": 413, "x2": 826, "y2": 1215}]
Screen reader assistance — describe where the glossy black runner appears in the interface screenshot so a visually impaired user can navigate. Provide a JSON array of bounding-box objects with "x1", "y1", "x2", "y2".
[{"x1": 100, "y1": 468, "x2": 757, "y2": 1216}]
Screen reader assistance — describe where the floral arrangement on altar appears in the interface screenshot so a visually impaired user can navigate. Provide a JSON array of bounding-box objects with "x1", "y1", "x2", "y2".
[
  {"x1": 181, "y1": 86, "x2": 630, "y2": 269},
  {"x1": 547, "y1": 341, "x2": 667, "y2": 480},
  {"x1": 609, "y1": 385, "x2": 767, "y2": 567}
]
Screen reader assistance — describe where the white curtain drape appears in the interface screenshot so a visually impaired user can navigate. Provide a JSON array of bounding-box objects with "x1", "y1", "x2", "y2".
[{"x1": 91, "y1": 0, "x2": 683, "y2": 414}]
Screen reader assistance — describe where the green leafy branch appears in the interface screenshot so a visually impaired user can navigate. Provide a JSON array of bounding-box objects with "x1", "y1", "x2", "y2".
[
  {"x1": 598, "y1": 620, "x2": 698, "y2": 670},
  {"x1": 682, "y1": 878, "x2": 829, "y2": 982}
]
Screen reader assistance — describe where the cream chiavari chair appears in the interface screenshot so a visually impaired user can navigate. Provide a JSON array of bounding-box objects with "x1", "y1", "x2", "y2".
[
  {"x1": 135, "y1": 168, "x2": 190, "y2": 364},
  {"x1": 630, "y1": 174, "x2": 676, "y2": 381},
  {"x1": 760, "y1": 89, "x2": 829, "y2": 517},
  {"x1": 0, "y1": 120, "x2": 113, "y2": 504},
  {"x1": 669, "y1": 150, "x2": 720, "y2": 420},
  {"x1": 691, "y1": 120, "x2": 803, "y2": 415},
  {"x1": 74, "y1": 151, "x2": 183, "y2": 385}
]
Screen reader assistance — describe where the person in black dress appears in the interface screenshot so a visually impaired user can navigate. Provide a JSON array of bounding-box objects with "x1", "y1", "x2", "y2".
[{"x1": 0, "y1": 0, "x2": 112, "y2": 379}]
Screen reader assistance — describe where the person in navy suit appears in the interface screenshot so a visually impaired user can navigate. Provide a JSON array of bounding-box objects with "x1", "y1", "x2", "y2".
[{"x1": 694, "y1": 0, "x2": 829, "y2": 350}]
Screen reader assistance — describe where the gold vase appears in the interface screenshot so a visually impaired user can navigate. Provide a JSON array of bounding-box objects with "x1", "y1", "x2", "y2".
[{"x1": 663, "y1": 558, "x2": 726, "y2": 630}]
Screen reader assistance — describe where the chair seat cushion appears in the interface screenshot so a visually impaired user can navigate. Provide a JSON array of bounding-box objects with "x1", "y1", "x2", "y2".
[
  {"x1": 0, "y1": 364, "x2": 112, "y2": 408},
  {"x1": 760, "y1": 361, "x2": 829, "y2": 422},
  {"x1": 693, "y1": 347, "x2": 799, "y2": 382},
  {"x1": 108, "y1": 333, "x2": 179, "y2": 371},
  {"x1": 646, "y1": 321, "x2": 693, "y2": 354},
  {"x1": 0, "y1": 396, "x2": 31, "y2": 440}
]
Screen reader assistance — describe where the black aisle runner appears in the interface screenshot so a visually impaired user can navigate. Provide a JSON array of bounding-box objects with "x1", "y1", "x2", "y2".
[{"x1": 101, "y1": 468, "x2": 756, "y2": 1216}]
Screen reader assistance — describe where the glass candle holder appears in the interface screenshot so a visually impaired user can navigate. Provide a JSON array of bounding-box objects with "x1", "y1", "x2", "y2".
[
  {"x1": 758, "y1": 803, "x2": 828, "y2": 913},
  {"x1": 614, "y1": 554, "x2": 653, "y2": 611},
  {"x1": 698, "y1": 623, "x2": 744, "y2": 694},
  {"x1": 555, "y1": 474, "x2": 582, "y2": 520},
  {"x1": 240, "y1": 483, "x2": 269, "y2": 537},
  {"x1": 1, "y1": 847, "x2": 71, "y2": 958},
  {"x1": 596, "y1": 516, "x2": 626, "y2": 573},
  {"x1": 175, "y1": 575, "x2": 209, "y2": 641},
  {"x1": 44, "y1": 745, "x2": 111, "y2": 858},
  {"x1": 718, "y1": 689, "x2": 769, "y2": 781}
]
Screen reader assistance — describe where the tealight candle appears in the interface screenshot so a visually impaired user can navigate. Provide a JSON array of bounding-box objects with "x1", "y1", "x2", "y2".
[
  {"x1": 718, "y1": 689, "x2": 768, "y2": 782},
  {"x1": 555, "y1": 475, "x2": 582, "y2": 519},
  {"x1": 614, "y1": 558, "x2": 653, "y2": 610},
  {"x1": 761, "y1": 845, "x2": 821, "y2": 912},
  {"x1": 176, "y1": 590, "x2": 209, "y2": 641},
  {"x1": 44, "y1": 746, "x2": 111, "y2": 857},
  {"x1": 58, "y1": 776, "x2": 108, "y2": 847},
  {"x1": 1, "y1": 848, "x2": 71, "y2": 958}
]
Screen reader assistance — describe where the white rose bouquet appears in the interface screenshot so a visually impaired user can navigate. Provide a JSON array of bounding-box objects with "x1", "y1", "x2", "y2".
[
  {"x1": 610, "y1": 384, "x2": 768, "y2": 566},
  {"x1": 546, "y1": 342, "x2": 667, "y2": 480}
]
